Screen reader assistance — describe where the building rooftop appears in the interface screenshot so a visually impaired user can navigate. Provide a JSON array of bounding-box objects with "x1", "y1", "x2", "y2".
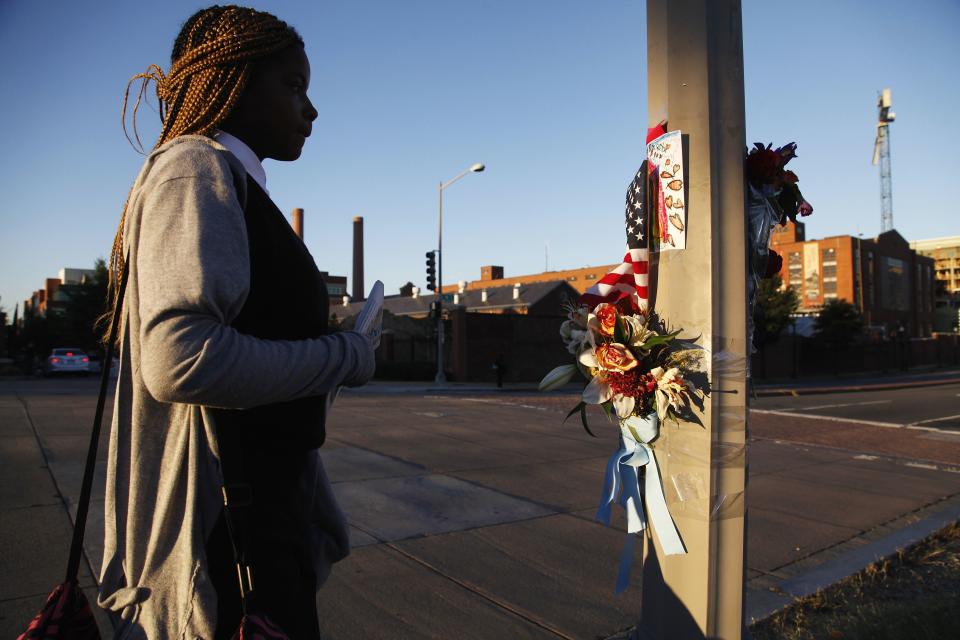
[{"x1": 331, "y1": 280, "x2": 579, "y2": 318}]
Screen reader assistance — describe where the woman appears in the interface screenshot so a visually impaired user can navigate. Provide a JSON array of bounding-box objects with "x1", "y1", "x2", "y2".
[{"x1": 97, "y1": 6, "x2": 375, "y2": 639}]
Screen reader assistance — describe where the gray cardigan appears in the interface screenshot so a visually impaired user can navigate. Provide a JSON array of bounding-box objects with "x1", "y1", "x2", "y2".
[{"x1": 97, "y1": 136, "x2": 374, "y2": 639}]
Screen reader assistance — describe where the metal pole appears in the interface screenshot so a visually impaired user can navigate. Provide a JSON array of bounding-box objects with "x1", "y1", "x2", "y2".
[
  {"x1": 640, "y1": 1, "x2": 747, "y2": 637},
  {"x1": 857, "y1": 235, "x2": 864, "y2": 315},
  {"x1": 435, "y1": 181, "x2": 446, "y2": 384}
]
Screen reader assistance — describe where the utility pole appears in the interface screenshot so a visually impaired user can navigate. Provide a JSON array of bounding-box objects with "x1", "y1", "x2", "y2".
[{"x1": 639, "y1": 1, "x2": 747, "y2": 638}]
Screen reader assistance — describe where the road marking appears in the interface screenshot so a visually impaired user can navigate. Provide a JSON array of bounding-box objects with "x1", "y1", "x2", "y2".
[
  {"x1": 751, "y1": 408, "x2": 960, "y2": 436},
  {"x1": 751, "y1": 409, "x2": 904, "y2": 429},
  {"x1": 789, "y1": 400, "x2": 892, "y2": 411},
  {"x1": 910, "y1": 413, "x2": 960, "y2": 426},
  {"x1": 758, "y1": 438, "x2": 960, "y2": 474},
  {"x1": 455, "y1": 397, "x2": 548, "y2": 411}
]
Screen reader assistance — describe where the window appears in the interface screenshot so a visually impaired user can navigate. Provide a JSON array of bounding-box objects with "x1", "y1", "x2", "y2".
[
  {"x1": 788, "y1": 251, "x2": 803, "y2": 287},
  {"x1": 881, "y1": 257, "x2": 908, "y2": 311},
  {"x1": 823, "y1": 264, "x2": 837, "y2": 278},
  {"x1": 585, "y1": 273, "x2": 598, "y2": 280}
]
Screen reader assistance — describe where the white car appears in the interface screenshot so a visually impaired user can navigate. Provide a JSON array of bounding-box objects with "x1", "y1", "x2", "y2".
[
  {"x1": 87, "y1": 354, "x2": 120, "y2": 377},
  {"x1": 44, "y1": 348, "x2": 90, "y2": 376}
]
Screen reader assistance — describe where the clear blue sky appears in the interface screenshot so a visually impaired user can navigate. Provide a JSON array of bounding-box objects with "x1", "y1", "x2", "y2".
[{"x1": 1, "y1": 0, "x2": 958, "y2": 317}]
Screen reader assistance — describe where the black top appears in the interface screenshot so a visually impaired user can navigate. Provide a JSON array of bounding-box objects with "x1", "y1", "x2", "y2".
[{"x1": 215, "y1": 177, "x2": 330, "y2": 452}]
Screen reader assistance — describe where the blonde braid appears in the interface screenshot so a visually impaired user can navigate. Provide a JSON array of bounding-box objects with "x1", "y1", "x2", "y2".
[{"x1": 104, "y1": 6, "x2": 302, "y2": 344}]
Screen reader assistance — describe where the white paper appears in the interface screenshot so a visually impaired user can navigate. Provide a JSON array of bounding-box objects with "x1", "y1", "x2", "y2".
[
  {"x1": 646, "y1": 129, "x2": 687, "y2": 251},
  {"x1": 327, "y1": 280, "x2": 384, "y2": 411},
  {"x1": 355, "y1": 280, "x2": 384, "y2": 348}
]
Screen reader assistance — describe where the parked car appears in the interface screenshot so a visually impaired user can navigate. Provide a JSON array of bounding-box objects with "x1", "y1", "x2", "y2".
[
  {"x1": 44, "y1": 348, "x2": 90, "y2": 376},
  {"x1": 86, "y1": 353, "x2": 120, "y2": 377}
]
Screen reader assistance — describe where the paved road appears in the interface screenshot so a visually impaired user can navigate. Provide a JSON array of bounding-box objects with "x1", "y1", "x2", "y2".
[
  {"x1": 3, "y1": 378, "x2": 960, "y2": 639},
  {"x1": 752, "y1": 381, "x2": 960, "y2": 432}
]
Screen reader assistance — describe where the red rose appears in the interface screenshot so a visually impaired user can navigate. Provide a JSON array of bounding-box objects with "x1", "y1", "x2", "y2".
[
  {"x1": 595, "y1": 343, "x2": 639, "y2": 372},
  {"x1": 745, "y1": 149, "x2": 780, "y2": 183},
  {"x1": 594, "y1": 303, "x2": 618, "y2": 337}
]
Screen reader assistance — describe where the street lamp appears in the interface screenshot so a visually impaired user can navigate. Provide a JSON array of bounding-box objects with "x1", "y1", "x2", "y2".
[{"x1": 435, "y1": 162, "x2": 485, "y2": 384}]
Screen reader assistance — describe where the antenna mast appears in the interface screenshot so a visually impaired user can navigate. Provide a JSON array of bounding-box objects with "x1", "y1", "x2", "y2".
[{"x1": 872, "y1": 88, "x2": 896, "y2": 232}]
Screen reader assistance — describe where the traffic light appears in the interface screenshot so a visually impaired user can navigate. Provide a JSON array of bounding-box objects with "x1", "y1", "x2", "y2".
[{"x1": 425, "y1": 250, "x2": 436, "y2": 291}]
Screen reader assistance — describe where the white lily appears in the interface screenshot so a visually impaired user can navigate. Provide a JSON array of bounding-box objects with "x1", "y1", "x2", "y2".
[
  {"x1": 582, "y1": 374, "x2": 612, "y2": 404},
  {"x1": 611, "y1": 393, "x2": 635, "y2": 418},
  {"x1": 652, "y1": 366, "x2": 689, "y2": 420},
  {"x1": 578, "y1": 345, "x2": 598, "y2": 369},
  {"x1": 560, "y1": 320, "x2": 590, "y2": 355},
  {"x1": 623, "y1": 315, "x2": 655, "y2": 348},
  {"x1": 538, "y1": 364, "x2": 577, "y2": 391}
]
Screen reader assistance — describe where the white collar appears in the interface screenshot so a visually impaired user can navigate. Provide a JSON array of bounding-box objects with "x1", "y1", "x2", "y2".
[{"x1": 213, "y1": 130, "x2": 268, "y2": 195}]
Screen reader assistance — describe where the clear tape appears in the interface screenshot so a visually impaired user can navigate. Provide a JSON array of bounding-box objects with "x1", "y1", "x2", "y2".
[
  {"x1": 709, "y1": 490, "x2": 745, "y2": 521},
  {"x1": 664, "y1": 470, "x2": 745, "y2": 521},
  {"x1": 659, "y1": 432, "x2": 746, "y2": 467},
  {"x1": 710, "y1": 348, "x2": 749, "y2": 378},
  {"x1": 716, "y1": 406, "x2": 747, "y2": 434}
]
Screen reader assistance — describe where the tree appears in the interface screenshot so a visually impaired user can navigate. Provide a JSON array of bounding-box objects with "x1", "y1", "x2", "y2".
[
  {"x1": 753, "y1": 276, "x2": 799, "y2": 346},
  {"x1": 814, "y1": 299, "x2": 864, "y2": 348}
]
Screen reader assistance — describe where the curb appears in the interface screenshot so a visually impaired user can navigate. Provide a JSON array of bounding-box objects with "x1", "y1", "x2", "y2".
[
  {"x1": 745, "y1": 494, "x2": 960, "y2": 623},
  {"x1": 754, "y1": 374, "x2": 960, "y2": 397}
]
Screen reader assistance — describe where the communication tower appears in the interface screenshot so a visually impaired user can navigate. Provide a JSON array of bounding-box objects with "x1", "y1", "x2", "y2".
[{"x1": 872, "y1": 88, "x2": 896, "y2": 232}]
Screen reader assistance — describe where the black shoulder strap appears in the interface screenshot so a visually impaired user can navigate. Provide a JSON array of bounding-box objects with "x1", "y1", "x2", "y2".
[
  {"x1": 212, "y1": 421, "x2": 258, "y2": 613},
  {"x1": 66, "y1": 264, "x2": 128, "y2": 583}
]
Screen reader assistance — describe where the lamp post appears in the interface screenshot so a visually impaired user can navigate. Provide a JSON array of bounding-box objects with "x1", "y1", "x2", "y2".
[{"x1": 435, "y1": 162, "x2": 485, "y2": 384}]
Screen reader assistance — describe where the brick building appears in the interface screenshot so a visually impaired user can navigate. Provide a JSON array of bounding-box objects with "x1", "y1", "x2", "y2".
[
  {"x1": 440, "y1": 263, "x2": 618, "y2": 295},
  {"x1": 335, "y1": 280, "x2": 579, "y2": 320},
  {"x1": 771, "y1": 221, "x2": 935, "y2": 336},
  {"x1": 910, "y1": 235, "x2": 960, "y2": 333},
  {"x1": 319, "y1": 272, "x2": 348, "y2": 297},
  {"x1": 24, "y1": 268, "x2": 95, "y2": 318},
  {"x1": 910, "y1": 236, "x2": 960, "y2": 296}
]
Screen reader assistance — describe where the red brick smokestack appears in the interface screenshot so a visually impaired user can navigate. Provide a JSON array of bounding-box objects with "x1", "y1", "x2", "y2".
[
  {"x1": 292, "y1": 208, "x2": 304, "y2": 239},
  {"x1": 352, "y1": 216, "x2": 364, "y2": 301}
]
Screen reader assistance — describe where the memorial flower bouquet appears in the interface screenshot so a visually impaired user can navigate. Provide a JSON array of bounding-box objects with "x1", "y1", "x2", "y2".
[
  {"x1": 745, "y1": 141, "x2": 813, "y2": 225},
  {"x1": 744, "y1": 141, "x2": 815, "y2": 354},
  {"x1": 539, "y1": 298, "x2": 703, "y2": 437},
  {"x1": 540, "y1": 297, "x2": 701, "y2": 589}
]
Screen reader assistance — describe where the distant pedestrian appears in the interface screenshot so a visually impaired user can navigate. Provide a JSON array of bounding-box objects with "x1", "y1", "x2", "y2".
[
  {"x1": 493, "y1": 353, "x2": 507, "y2": 388},
  {"x1": 97, "y1": 6, "x2": 377, "y2": 639}
]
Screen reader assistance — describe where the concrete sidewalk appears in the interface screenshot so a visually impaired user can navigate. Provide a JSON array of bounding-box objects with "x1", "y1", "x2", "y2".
[{"x1": 2, "y1": 379, "x2": 960, "y2": 638}]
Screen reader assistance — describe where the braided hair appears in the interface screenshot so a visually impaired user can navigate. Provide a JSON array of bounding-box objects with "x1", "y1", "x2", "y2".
[{"x1": 104, "y1": 5, "x2": 303, "y2": 343}]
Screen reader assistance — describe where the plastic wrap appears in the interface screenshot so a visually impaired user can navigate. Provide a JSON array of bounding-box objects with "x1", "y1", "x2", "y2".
[{"x1": 745, "y1": 184, "x2": 782, "y2": 372}]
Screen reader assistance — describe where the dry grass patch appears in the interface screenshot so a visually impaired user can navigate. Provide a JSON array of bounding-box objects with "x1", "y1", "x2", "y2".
[{"x1": 750, "y1": 522, "x2": 960, "y2": 640}]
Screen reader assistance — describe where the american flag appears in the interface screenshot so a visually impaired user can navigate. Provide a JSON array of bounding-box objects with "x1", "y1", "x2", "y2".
[{"x1": 579, "y1": 160, "x2": 650, "y2": 311}]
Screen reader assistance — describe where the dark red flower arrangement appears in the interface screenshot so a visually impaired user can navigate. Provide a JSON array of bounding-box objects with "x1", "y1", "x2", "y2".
[
  {"x1": 746, "y1": 142, "x2": 814, "y2": 279},
  {"x1": 745, "y1": 142, "x2": 813, "y2": 225}
]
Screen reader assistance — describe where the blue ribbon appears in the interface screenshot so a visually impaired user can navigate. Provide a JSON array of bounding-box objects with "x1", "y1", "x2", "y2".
[{"x1": 595, "y1": 415, "x2": 686, "y2": 593}]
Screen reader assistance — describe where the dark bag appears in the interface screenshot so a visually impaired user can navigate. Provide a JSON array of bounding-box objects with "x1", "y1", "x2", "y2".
[
  {"x1": 215, "y1": 441, "x2": 293, "y2": 639},
  {"x1": 17, "y1": 269, "x2": 127, "y2": 640},
  {"x1": 230, "y1": 613, "x2": 290, "y2": 640}
]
